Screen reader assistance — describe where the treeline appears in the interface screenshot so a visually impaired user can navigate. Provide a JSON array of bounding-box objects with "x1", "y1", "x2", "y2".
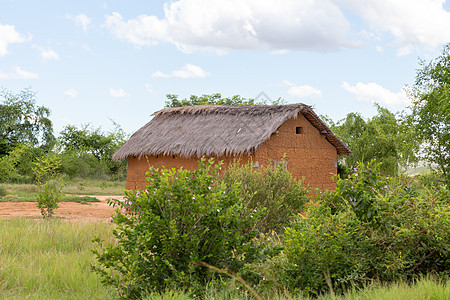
[{"x1": 0, "y1": 88, "x2": 128, "y2": 182}]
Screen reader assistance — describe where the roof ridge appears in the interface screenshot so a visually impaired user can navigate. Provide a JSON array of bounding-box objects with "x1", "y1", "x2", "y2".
[{"x1": 153, "y1": 103, "x2": 309, "y2": 117}]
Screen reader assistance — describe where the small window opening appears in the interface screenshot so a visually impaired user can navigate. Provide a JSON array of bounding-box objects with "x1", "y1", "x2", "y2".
[
  {"x1": 156, "y1": 155, "x2": 159, "y2": 158},
  {"x1": 296, "y1": 127, "x2": 304, "y2": 134},
  {"x1": 172, "y1": 155, "x2": 175, "y2": 159}
]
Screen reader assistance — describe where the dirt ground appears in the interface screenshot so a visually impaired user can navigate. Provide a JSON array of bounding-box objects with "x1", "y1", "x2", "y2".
[{"x1": 0, "y1": 195, "x2": 123, "y2": 223}]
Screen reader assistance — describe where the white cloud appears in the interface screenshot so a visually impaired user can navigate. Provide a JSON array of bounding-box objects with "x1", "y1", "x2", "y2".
[
  {"x1": 282, "y1": 80, "x2": 322, "y2": 98},
  {"x1": 153, "y1": 64, "x2": 210, "y2": 78},
  {"x1": 288, "y1": 85, "x2": 323, "y2": 98},
  {"x1": 0, "y1": 24, "x2": 30, "y2": 56},
  {"x1": 66, "y1": 14, "x2": 91, "y2": 32},
  {"x1": 397, "y1": 47, "x2": 411, "y2": 57},
  {"x1": 152, "y1": 71, "x2": 170, "y2": 78},
  {"x1": 109, "y1": 88, "x2": 130, "y2": 97},
  {"x1": 282, "y1": 80, "x2": 296, "y2": 87},
  {"x1": 64, "y1": 88, "x2": 79, "y2": 97},
  {"x1": 338, "y1": 0, "x2": 450, "y2": 52},
  {"x1": 342, "y1": 81, "x2": 410, "y2": 107},
  {"x1": 32, "y1": 45, "x2": 59, "y2": 61},
  {"x1": 0, "y1": 66, "x2": 38, "y2": 79},
  {"x1": 104, "y1": 0, "x2": 450, "y2": 54},
  {"x1": 172, "y1": 64, "x2": 209, "y2": 78},
  {"x1": 104, "y1": 0, "x2": 356, "y2": 53},
  {"x1": 144, "y1": 83, "x2": 154, "y2": 93}
]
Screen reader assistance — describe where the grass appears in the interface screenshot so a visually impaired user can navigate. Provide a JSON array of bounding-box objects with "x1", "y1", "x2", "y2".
[
  {"x1": 0, "y1": 179, "x2": 126, "y2": 202},
  {"x1": 0, "y1": 218, "x2": 447, "y2": 299},
  {"x1": 144, "y1": 277, "x2": 449, "y2": 299},
  {"x1": 63, "y1": 178, "x2": 126, "y2": 195},
  {"x1": 0, "y1": 218, "x2": 117, "y2": 299},
  {"x1": 60, "y1": 196, "x2": 100, "y2": 203}
]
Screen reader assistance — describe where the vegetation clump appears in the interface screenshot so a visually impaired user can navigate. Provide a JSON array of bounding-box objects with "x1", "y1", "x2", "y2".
[
  {"x1": 33, "y1": 154, "x2": 64, "y2": 218},
  {"x1": 221, "y1": 159, "x2": 309, "y2": 233},
  {"x1": 260, "y1": 161, "x2": 449, "y2": 296},
  {"x1": 93, "y1": 158, "x2": 261, "y2": 298}
]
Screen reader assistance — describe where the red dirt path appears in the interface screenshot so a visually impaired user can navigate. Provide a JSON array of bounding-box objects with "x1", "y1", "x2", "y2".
[{"x1": 0, "y1": 195, "x2": 123, "y2": 223}]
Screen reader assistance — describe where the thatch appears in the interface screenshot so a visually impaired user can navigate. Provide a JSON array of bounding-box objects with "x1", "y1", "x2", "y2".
[{"x1": 112, "y1": 104, "x2": 351, "y2": 161}]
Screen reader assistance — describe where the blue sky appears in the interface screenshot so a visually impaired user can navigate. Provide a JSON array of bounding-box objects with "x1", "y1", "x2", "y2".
[{"x1": 1, "y1": 0, "x2": 450, "y2": 134}]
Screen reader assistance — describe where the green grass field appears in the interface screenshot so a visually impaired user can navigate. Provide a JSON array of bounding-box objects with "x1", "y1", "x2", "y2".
[
  {"x1": 0, "y1": 218, "x2": 117, "y2": 299},
  {"x1": 145, "y1": 277, "x2": 449, "y2": 299},
  {"x1": 0, "y1": 218, "x2": 448, "y2": 299},
  {"x1": 0, "y1": 179, "x2": 126, "y2": 203}
]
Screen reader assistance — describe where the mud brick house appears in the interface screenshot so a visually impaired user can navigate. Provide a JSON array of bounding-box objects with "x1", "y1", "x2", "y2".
[{"x1": 113, "y1": 104, "x2": 351, "y2": 191}]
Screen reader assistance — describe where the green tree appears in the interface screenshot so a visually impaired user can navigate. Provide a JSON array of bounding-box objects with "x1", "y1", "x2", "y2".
[
  {"x1": 329, "y1": 105, "x2": 418, "y2": 176},
  {"x1": 164, "y1": 93, "x2": 286, "y2": 107},
  {"x1": 58, "y1": 122, "x2": 128, "y2": 177},
  {"x1": 411, "y1": 44, "x2": 450, "y2": 184},
  {"x1": 0, "y1": 88, "x2": 54, "y2": 156}
]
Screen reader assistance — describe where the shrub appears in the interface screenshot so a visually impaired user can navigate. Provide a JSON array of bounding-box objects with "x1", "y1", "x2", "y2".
[
  {"x1": 0, "y1": 144, "x2": 35, "y2": 183},
  {"x1": 36, "y1": 179, "x2": 64, "y2": 218},
  {"x1": 92, "y1": 158, "x2": 260, "y2": 299},
  {"x1": 33, "y1": 153, "x2": 64, "y2": 218},
  {"x1": 0, "y1": 185, "x2": 7, "y2": 197},
  {"x1": 265, "y1": 161, "x2": 449, "y2": 296},
  {"x1": 221, "y1": 159, "x2": 309, "y2": 233}
]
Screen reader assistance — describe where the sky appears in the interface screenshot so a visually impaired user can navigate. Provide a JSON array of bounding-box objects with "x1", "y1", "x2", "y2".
[{"x1": 1, "y1": 0, "x2": 450, "y2": 135}]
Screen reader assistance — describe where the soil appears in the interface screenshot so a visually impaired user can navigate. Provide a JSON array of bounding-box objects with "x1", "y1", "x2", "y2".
[{"x1": 0, "y1": 195, "x2": 123, "y2": 223}]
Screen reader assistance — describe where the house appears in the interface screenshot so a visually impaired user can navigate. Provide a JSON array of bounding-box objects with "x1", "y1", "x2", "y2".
[{"x1": 112, "y1": 104, "x2": 351, "y2": 191}]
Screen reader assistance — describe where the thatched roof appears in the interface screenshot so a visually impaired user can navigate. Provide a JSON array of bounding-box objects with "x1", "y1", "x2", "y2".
[{"x1": 112, "y1": 104, "x2": 351, "y2": 161}]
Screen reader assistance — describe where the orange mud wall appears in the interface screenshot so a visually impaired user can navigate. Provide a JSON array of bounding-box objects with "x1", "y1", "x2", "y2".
[{"x1": 126, "y1": 114, "x2": 337, "y2": 192}]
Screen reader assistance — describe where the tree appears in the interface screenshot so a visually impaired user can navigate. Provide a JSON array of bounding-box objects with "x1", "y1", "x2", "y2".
[
  {"x1": 164, "y1": 93, "x2": 286, "y2": 107},
  {"x1": 329, "y1": 105, "x2": 418, "y2": 176},
  {"x1": 0, "y1": 88, "x2": 54, "y2": 156},
  {"x1": 58, "y1": 122, "x2": 128, "y2": 177},
  {"x1": 411, "y1": 44, "x2": 450, "y2": 184}
]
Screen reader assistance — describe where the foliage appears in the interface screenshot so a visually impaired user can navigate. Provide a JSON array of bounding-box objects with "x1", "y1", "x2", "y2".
[
  {"x1": 410, "y1": 43, "x2": 450, "y2": 185},
  {"x1": 0, "y1": 143, "x2": 40, "y2": 183},
  {"x1": 265, "y1": 161, "x2": 449, "y2": 296},
  {"x1": 221, "y1": 159, "x2": 309, "y2": 233},
  {"x1": 0, "y1": 88, "x2": 54, "y2": 156},
  {"x1": 164, "y1": 93, "x2": 286, "y2": 107},
  {"x1": 58, "y1": 122, "x2": 127, "y2": 178},
  {"x1": 92, "y1": 158, "x2": 260, "y2": 298},
  {"x1": 33, "y1": 154, "x2": 64, "y2": 218},
  {"x1": 32, "y1": 153, "x2": 61, "y2": 184},
  {"x1": 61, "y1": 195, "x2": 100, "y2": 203},
  {"x1": 0, "y1": 185, "x2": 6, "y2": 197},
  {"x1": 329, "y1": 105, "x2": 418, "y2": 176},
  {"x1": 58, "y1": 150, "x2": 111, "y2": 179},
  {"x1": 36, "y1": 179, "x2": 65, "y2": 218},
  {"x1": 142, "y1": 276, "x2": 450, "y2": 299}
]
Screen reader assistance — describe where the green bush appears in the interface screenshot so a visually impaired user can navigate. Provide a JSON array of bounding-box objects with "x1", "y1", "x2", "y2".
[
  {"x1": 59, "y1": 151, "x2": 109, "y2": 179},
  {"x1": 36, "y1": 179, "x2": 64, "y2": 218},
  {"x1": 0, "y1": 185, "x2": 7, "y2": 197},
  {"x1": 0, "y1": 144, "x2": 37, "y2": 183},
  {"x1": 264, "y1": 161, "x2": 449, "y2": 296},
  {"x1": 92, "y1": 158, "x2": 260, "y2": 299},
  {"x1": 221, "y1": 159, "x2": 309, "y2": 233}
]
